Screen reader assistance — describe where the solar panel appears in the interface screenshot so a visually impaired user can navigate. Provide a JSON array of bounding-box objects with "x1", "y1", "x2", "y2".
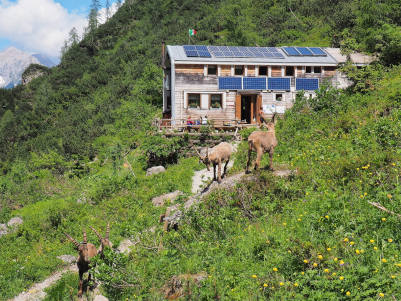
[
  {"x1": 296, "y1": 78, "x2": 319, "y2": 90},
  {"x1": 296, "y1": 47, "x2": 313, "y2": 56},
  {"x1": 183, "y1": 45, "x2": 211, "y2": 57},
  {"x1": 268, "y1": 78, "x2": 291, "y2": 90},
  {"x1": 309, "y1": 47, "x2": 327, "y2": 56},
  {"x1": 219, "y1": 77, "x2": 242, "y2": 90},
  {"x1": 243, "y1": 77, "x2": 266, "y2": 90},
  {"x1": 282, "y1": 47, "x2": 302, "y2": 56}
]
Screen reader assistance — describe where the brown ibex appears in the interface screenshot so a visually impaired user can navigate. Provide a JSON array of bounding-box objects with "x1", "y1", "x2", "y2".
[
  {"x1": 64, "y1": 230, "x2": 98, "y2": 298},
  {"x1": 195, "y1": 142, "x2": 233, "y2": 183},
  {"x1": 90, "y1": 223, "x2": 113, "y2": 255},
  {"x1": 246, "y1": 113, "x2": 278, "y2": 173}
]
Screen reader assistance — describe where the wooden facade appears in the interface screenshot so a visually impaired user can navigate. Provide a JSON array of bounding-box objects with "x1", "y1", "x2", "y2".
[{"x1": 162, "y1": 45, "x2": 371, "y2": 128}]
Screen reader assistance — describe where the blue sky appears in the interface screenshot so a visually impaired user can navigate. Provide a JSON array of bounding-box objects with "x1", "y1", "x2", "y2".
[{"x1": 0, "y1": 0, "x2": 119, "y2": 58}]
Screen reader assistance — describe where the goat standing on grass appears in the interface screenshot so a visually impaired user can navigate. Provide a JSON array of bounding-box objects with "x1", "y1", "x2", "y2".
[
  {"x1": 64, "y1": 230, "x2": 98, "y2": 298},
  {"x1": 246, "y1": 113, "x2": 278, "y2": 173},
  {"x1": 195, "y1": 142, "x2": 233, "y2": 183}
]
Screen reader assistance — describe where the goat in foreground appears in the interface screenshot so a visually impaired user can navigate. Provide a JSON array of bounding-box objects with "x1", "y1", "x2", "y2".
[
  {"x1": 195, "y1": 142, "x2": 233, "y2": 183},
  {"x1": 246, "y1": 113, "x2": 278, "y2": 173},
  {"x1": 90, "y1": 223, "x2": 113, "y2": 255},
  {"x1": 64, "y1": 230, "x2": 98, "y2": 298}
]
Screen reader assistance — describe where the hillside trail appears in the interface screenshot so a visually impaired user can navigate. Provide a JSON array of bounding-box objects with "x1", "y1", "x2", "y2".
[
  {"x1": 10, "y1": 141, "x2": 294, "y2": 301},
  {"x1": 10, "y1": 264, "x2": 78, "y2": 301}
]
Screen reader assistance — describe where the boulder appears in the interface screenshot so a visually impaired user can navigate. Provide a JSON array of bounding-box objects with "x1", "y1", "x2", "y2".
[
  {"x1": 118, "y1": 239, "x2": 136, "y2": 254},
  {"x1": 7, "y1": 217, "x2": 23, "y2": 228},
  {"x1": 151, "y1": 190, "x2": 183, "y2": 207},
  {"x1": 163, "y1": 272, "x2": 207, "y2": 299},
  {"x1": 57, "y1": 255, "x2": 76, "y2": 264},
  {"x1": 146, "y1": 166, "x2": 166, "y2": 176}
]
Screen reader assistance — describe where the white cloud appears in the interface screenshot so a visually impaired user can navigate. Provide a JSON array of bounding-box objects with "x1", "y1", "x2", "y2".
[{"x1": 0, "y1": 0, "x2": 87, "y2": 58}]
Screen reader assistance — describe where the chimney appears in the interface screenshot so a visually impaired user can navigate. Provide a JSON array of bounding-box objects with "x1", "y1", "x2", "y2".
[{"x1": 161, "y1": 41, "x2": 166, "y2": 69}]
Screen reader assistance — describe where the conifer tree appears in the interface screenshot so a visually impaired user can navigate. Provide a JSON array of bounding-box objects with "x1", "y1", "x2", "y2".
[
  {"x1": 105, "y1": 0, "x2": 111, "y2": 20},
  {"x1": 68, "y1": 27, "x2": 79, "y2": 46}
]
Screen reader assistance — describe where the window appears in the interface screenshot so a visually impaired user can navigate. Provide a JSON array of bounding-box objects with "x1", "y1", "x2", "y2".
[
  {"x1": 314, "y1": 66, "x2": 321, "y2": 73},
  {"x1": 285, "y1": 66, "x2": 294, "y2": 76},
  {"x1": 210, "y1": 94, "x2": 223, "y2": 109},
  {"x1": 275, "y1": 94, "x2": 283, "y2": 101},
  {"x1": 208, "y1": 65, "x2": 217, "y2": 75},
  {"x1": 306, "y1": 66, "x2": 312, "y2": 73},
  {"x1": 259, "y1": 66, "x2": 268, "y2": 76},
  {"x1": 188, "y1": 94, "x2": 200, "y2": 109},
  {"x1": 235, "y1": 65, "x2": 244, "y2": 76}
]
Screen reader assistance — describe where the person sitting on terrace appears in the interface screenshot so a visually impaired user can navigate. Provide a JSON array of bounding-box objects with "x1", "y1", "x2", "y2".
[
  {"x1": 186, "y1": 115, "x2": 194, "y2": 132},
  {"x1": 202, "y1": 115, "x2": 208, "y2": 125}
]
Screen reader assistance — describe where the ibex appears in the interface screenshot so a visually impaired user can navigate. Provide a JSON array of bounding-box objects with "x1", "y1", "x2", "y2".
[
  {"x1": 89, "y1": 223, "x2": 113, "y2": 255},
  {"x1": 246, "y1": 113, "x2": 278, "y2": 173},
  {"x1": 64, "y1": 230, "x2": 98, "y2": 298},
  {"x1": 195, "y1": 142, "x2": 233, "y2": 183}
]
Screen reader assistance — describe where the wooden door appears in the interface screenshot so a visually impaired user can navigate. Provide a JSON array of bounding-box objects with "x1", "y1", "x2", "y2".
[
  {"x1": 256, "y1": 94, "x2": 262, "y2": 124},
  {"x1": 235, "y1": 94, "x2": 241, "y2": 121}
]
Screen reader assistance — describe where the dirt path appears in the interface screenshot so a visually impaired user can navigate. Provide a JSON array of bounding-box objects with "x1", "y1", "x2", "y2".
[{"x1": 10, "y1": 264, "x2": 78, "y2": 301}]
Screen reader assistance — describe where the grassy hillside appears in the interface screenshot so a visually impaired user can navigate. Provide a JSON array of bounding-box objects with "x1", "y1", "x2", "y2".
[{"x1": 0, "y1": 0, "x2": 401, "y2": 299}]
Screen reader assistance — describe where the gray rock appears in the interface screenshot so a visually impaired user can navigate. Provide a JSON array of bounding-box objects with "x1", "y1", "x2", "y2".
[
  {"x1": 0, "y1": 224, "x2": 8, "y2": 237},
  {"x1": 94, "y1": 295, "x2": 109, "y2": 301},
  {"x1": 117, "y1": 239, "x2": 136, "y2": 254},
  {"x1": 146, "y1": 166, "x2": 166, "y2": 176},
  {"x1": 7, "y1": 217, "x2": 23, "y2": 228},
  {"x1": 152, "y1": 190, "x2": 183, "y2": 207},
  {"x1": 57, "y1": 255, "x2": 76, "y2": 264}
]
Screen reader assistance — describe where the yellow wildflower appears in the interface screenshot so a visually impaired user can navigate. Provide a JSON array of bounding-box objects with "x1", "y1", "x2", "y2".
[
  {"x1": 382, "y1": 218, "x2": 387, "y2": 222},
  {"x1": 325, "y1": 215, "x2": 329, "y2": 219},
  {"x1": 318, "y1": 255, "x2": 323, "y2": 260},
  {"x1": 279, "y1": 282, "x2": 284, "y2": 286},
  {"x1": 391, "y1": 275, "x2": 396, "y2": 279},
  {"x1": 382, "y1": 258, "x2": 387, "y2": 263},
  {"x1": 350, "y1": 241, "x2": 355, "y2": 246},
  {"x1": 327, "y1": 247, "x2": 332, "y2": 251},
  {"x1": 339, "y1": 260, "x2": 345, "y2": 265},
  {"x1": 370, "y1": 239, "x2": 375, "y2": 243},
  {"x1": 355, "y1": 249, "x2": 360, "y2": 254},
  {"x1": 346, "y1": 291, "x2": 351, "y2": 296},
  {"x1": 332, "y1": 272, "x2": 337, "y2": 276},
  {"x1": 379, "y1": 293, "x2": 384, "y2": 297},
  {"x1": 294, "y1": 282, "x2": 299, "y2": 287},
  {"x1": 303, "y1": 259, "x2": 309, "y2": 264},
  {"x1": 339, "y1": 276, "x2": 344, "y2": 280},
  {"x1": 388, "y1": 238, "x2": 393, "y2": 243},
  {"x1": 313, "y1": 262, "x2": 318, "y2": 267},
  {"x1": 334, "y1": 257, "x2": 338, "y2": 262},
  {"x1": 324, "y1": 269, "x2": 330, "y2": 273},
  {"x1": 252, "y1": 274, "x2": 257, "y2": 278},
  {"x1": 263, "y1": 283, "x2": 268, "y2": 287},
  {"x1": 301, "y1": 271, "x2": 305, "y2": 275},
  {"x1": 387, "y1": 194, "x2": 392, "y2": 199},
  {"x1": 374, "y1": 246, "x2": 378, "y2": 250},
  {"x1": 273, "y1": 267, "x2": 278, "y2": 272},
  {"x1": 344, "y1": 238, "x2": 349, "y2": 242}
]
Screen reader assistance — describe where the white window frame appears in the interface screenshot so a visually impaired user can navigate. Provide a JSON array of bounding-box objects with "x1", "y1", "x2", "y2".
[{"x1": 184, "y1": 91, "x2": 226, "y2": 109}]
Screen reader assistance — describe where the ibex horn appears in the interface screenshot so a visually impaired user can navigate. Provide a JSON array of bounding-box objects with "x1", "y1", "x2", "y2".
[
  {"x1": 193, "y1": 146, "x2": 201, "y2": 158},
  {"x1": 64, "y1": 233, "x2": 80, "y2": 249},
  {"x1": 106, "y1": 223, "x2": 110, "y2": 240},
  {"x1": 206, "y1": 147, "x2": 209, "y2": 158},
  {"x1": 89, "y1": 226, "x2": 103, "y2": 241},
  {"x1": 271, "y1": 113, "x2": 277, "y2": 124},
  {"x1": 83, "y1": 229, "x2": 87, "y2": 244}
]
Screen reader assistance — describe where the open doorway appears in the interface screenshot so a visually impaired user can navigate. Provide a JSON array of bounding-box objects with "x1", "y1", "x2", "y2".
[{"x1": 236, "y1": 94, "x2": 261, "y2": 124}]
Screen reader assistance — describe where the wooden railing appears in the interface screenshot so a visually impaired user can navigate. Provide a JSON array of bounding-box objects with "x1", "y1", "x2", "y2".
[{"x1": 155, "y1": 118, "x2": 258, "y2": 132}]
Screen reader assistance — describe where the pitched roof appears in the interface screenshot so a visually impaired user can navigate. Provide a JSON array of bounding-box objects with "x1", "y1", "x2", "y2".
[{"x1": 167, "y1": 45, "x2": 340, "y2": 66}]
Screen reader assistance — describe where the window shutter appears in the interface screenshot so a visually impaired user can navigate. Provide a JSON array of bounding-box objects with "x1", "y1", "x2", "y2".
[{"x1": 235, "y1": 94, "x2": 241, "y2": 121}]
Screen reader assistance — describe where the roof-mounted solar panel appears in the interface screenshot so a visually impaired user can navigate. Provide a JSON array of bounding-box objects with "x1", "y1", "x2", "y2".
[
  {"x1": 296, "y1": 47, "x2": 313, "y2": 56},
  {"x1": 185, "y1": 50, "x2": 198, "y2": 57},
  {"x1": 183, "y1": 45, "x2": 211, "y2": 57},
  {"x1": 309, "y1": 47, "x2": 327, "y2": 56},
  {"x1": 282, "y1": 47, "x2": 302, "y2": 56},
  {"x1": 198, "y1": 51, "x2": 211, "y2": 57},
  {"x1": 183, "y1": 45, "x2": 196, "y2": 51}
]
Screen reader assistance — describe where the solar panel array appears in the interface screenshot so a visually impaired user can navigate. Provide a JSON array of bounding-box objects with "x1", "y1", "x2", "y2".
[
  {"x1": 243, "y1": 77, "x2": 266, "y2": 90},
  {"x1": 282, "y1": 46, "x2": 327, "y2": 57},
  {"x1": 296, "y1": 78, "x2": 319, "y2": 91},
  {"x1": 183, "y1": 45, "x2": 211, "y2": 57},
  {"x1": 219, "y1": 77, "x2": 242, "y2": 90},
  {"x1": 219, "y1": 77, "x2": 292, "y2": 91},
  {"x1": 207, "y1": 46, "x2": 285, "y2": 59},
  {"x1": 268, "y1": 78, "x2": 291, "y2": 90}
]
